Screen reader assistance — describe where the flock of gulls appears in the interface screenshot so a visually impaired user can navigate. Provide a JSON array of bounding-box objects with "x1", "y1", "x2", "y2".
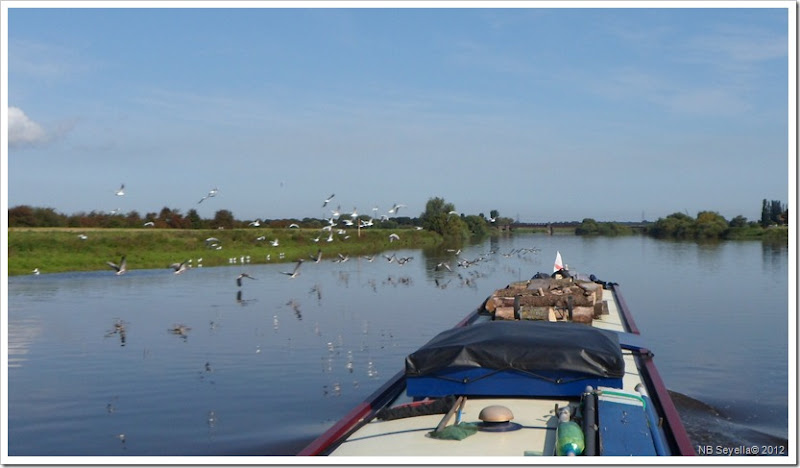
[
  {"x1": 47, "y1": 184, "x2": 544, "y2": 373},
  {"x1": 86, "y1": 187, "x2": 413, "y2": 280},
  {"x1": 84, "y1": 185, "x2": 427, "y2": 349},
  {"x1": 38, "y1": 184, "x2": 548, "y2": 450}
]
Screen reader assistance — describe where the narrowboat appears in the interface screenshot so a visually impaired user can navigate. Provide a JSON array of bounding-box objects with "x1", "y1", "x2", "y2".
[{"x1": 298, "y1": 269, "x2": 696, "y2": 457}]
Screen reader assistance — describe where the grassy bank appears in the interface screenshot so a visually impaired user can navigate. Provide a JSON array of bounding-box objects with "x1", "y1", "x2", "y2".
[{"x1": 7, "y1": 227, "x2": 442, "y2": 276}]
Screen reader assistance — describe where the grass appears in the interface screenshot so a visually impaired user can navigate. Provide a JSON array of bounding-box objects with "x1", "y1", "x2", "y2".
[{"x1": 7, "y1": 227, "x2": 442, "y2": 276}]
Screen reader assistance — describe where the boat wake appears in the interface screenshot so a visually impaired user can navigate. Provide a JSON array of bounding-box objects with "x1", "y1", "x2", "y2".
[{"x1": 668, "y1": 390, "x2": 788, "y2": 454}]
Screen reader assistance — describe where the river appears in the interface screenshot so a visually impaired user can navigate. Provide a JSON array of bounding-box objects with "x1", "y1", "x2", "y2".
[{"x1": 6, "y1": 233, "x2": 790, "y2": 458}]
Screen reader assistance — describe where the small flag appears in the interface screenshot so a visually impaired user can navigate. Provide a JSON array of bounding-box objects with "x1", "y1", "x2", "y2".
[{"x1": 554, "y1": 251, "x2": 563, "y2": 272}]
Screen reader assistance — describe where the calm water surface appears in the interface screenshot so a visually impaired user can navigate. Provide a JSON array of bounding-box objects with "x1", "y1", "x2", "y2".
[{"x1": 6, "y1": 234, "x2": 790, "y2": 457}]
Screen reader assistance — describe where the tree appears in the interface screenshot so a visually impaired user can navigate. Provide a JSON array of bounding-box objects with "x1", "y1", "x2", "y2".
[
  {"x1": 695, "y1": 211, "x2": 728, "y2": 239},
  {"x1": 761, "y1": 199, "x2": 787, "y2": 227},
  {"x1": 649, "y1": 212, "x2": 695, "y2": 238},
  {"x1": 463, "y1": 215, "x2": 490, "y2": 237},
  {"x1": 186, "y1": 209, "x2": 204, "y2": 229},
  {"x1": 9, "y1": 205, "x2": 37, "y2": 227},
  {"x1": 575, "y1": 218, "x2": 600, "y2": 235},
  {"x1": 729, "y1": 215, "x2": 748, "y2": 228},
  {"x1": 125, "y1": 210, "x2": 142, "y2": 227},
  {"x1": 211, "y1": 209, "x2": 235, "y2": 229},
  {"x1": 419, "y1": 197, "x2": 469, "y2": 240}
]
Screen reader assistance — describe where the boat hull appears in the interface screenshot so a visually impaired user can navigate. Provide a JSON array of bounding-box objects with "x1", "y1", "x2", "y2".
[{"x1": 298, "y1": 282, "x2": 695, "y2": 456}]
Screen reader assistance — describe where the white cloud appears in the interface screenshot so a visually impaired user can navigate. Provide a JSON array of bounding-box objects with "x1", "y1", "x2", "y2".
[{"x1": 8, "y1": 106, "x2": 46, "y2": 147}]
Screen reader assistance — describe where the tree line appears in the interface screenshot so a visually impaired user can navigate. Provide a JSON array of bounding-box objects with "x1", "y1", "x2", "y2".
[
  {"x1": 8, "y1": 198, "x2": 785, "y2": 242},
  {"x1": 6, "y1": 205, "x2": 422, "y2": 230},
  {"x1": 7, "y1": 199, "x2": 513, "y2": 236},
  {"x1": 570, "y1": 199, "x2": 788, "y2": 242}
]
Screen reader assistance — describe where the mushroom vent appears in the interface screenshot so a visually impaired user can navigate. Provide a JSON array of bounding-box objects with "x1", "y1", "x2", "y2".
[
  {"x1": 477, "y1": 405, "x2": 521, "y2": 432},
  {"x1": 479, "y1": 405, "x2": 513, "y2": 423}
]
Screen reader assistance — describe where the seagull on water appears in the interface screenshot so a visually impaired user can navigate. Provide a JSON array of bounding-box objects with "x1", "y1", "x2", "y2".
[
  {"x1": 107, "y1": 256, "x2": 127, "y2": 275},
  {"x1": 281, "y1": 259, "x2": 304, "y2": 278},
  {"x1": 236, "y1": 273, "x2": 257, "y2": 287},
  {"x1": 169, "y1": 260, "x2": 190, "y2": 275},
  {"x1": 115, "y1": 184, "x2": 125, "y2": 196},
  {"x1": 322, "y1": 193, "x2": 335, "y2": 208}
]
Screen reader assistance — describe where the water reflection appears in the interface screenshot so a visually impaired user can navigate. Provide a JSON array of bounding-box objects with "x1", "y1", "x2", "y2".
[
  {"x1": 762, "y1": 241, "x2": 788, "y2": 274},
  {"x1": 104, "y1": 319, "x2": 128, "y2": 347},
  {"x1": 168, "y1": 324, "x2": 192, "y2": 341},
  {"x1": 8, "y1": 317, "x2": 43, "y2": 368}
]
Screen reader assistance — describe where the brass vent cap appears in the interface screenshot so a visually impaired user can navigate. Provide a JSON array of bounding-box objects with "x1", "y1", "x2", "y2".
[{"x1": 478, "y1": 405, "x2": 514, "y2": 423}]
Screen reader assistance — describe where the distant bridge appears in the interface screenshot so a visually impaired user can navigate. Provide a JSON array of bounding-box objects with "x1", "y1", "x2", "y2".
[{"x1": 511, "y1": 222, "x2": 651, "y2": 232}]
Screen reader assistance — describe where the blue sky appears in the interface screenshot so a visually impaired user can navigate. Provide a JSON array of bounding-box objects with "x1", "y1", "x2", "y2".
[{"x1": 4, "y1": 2, "x2": 794, "y2": 223}]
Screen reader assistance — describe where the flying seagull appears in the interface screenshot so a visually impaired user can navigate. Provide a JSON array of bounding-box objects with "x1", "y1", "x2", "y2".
[
  {"x1": 169, "y1": 260, "x2": 190, "y2": 275},
  {"x1": 281, "y1": 259, "x2": 304, "y2": 278},
  {"x1": 310, "y1": 249, "x2": 323, "y2": 263},
  {"x1": 322, "y1": 193, "x2": 335, "y2": 208},
  {"x1": 435, "y1": 262, "x2": 452, "y2": 272},
  {"x1": 388, "y1": 203, "x2": 406, "y2": 214},
  {"x1": 115, "y1": 184, "x2": 125, "y2": 196},
  {"x1": 107, "y1": 256, "x2": 127, "y2": 275},
  {"x1": 198, "y1": 187, "x2": 219, "y2": 204},
  {"x1": 236, "y1": 273, "x2": 257, "y2": 287},
  {"x1": 388, "y1": 233, "x2": 400, "y2": 242}
]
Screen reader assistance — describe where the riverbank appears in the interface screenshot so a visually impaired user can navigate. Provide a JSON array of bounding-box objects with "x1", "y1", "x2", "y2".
[{"x1": 6, "y1": 227, "x2": 442, "y2": 276}]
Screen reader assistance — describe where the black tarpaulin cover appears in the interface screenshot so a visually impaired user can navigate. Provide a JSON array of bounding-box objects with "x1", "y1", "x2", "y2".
[{"x1": 405, "y1": 321, "x2": 624, "y2": 378}]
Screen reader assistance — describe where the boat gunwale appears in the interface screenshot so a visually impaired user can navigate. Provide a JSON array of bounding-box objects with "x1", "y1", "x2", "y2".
[{"x1": 610, "y1": 283, "x2": 696, "y2": 456}]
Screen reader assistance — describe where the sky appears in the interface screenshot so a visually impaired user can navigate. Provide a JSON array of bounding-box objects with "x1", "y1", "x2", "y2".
[{"x1": 3, "y1": 1, "x2": 795, "y2": 223}]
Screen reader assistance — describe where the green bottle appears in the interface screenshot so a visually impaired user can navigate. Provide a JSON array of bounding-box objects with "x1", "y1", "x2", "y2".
[{"x1": 556, "y1": 409, "x2": 585, "y2": 456}]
